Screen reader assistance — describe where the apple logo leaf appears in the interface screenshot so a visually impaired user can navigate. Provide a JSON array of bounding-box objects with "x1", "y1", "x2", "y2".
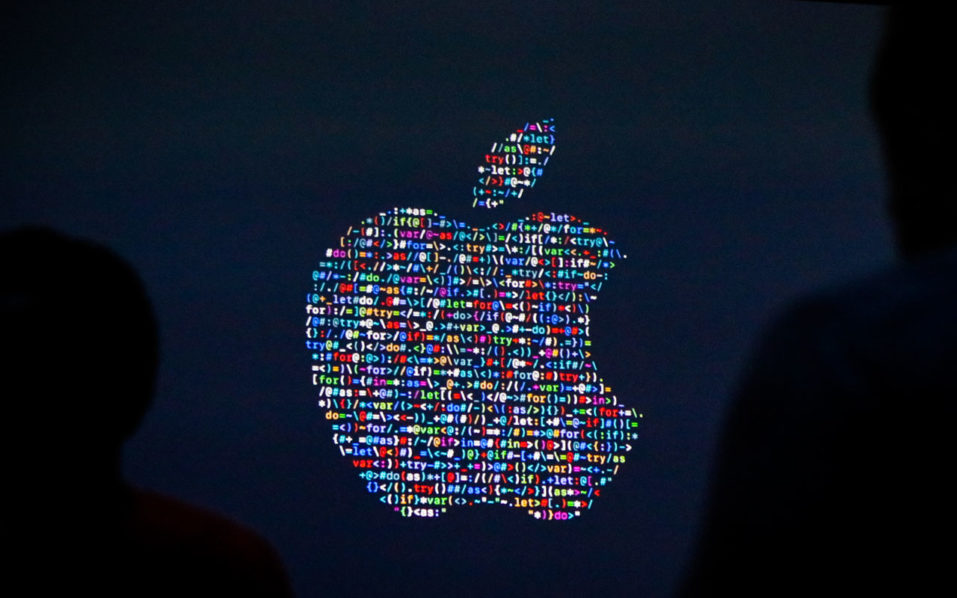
[
  {"x1": 473, "y1": 118, "x2": 556, "y2": 209},
  {"x1": 306, "y1": 119, "x2": 640, "y2": 519}
]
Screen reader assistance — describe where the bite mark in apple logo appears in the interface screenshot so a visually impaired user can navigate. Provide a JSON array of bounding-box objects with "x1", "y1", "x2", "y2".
[{"x1": 306, "y1": 120, "x2": 640, "y2": 519}]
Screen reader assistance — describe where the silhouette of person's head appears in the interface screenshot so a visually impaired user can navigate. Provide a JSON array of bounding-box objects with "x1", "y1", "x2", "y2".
[
  {"x1": 1, "y1": 228, "x2": 294, "y2": 595},
  {"x1": 0, "y1": 227, "x2": 159, "y2": 490},
  {"x1": 871, "y1": 6, "x2": 957, "y2": 259}
]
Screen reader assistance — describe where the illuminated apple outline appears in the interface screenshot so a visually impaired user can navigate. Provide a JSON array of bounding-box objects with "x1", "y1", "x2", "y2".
[{"x1": 306, "y1": 120, "x2": 640, "y2": 520}]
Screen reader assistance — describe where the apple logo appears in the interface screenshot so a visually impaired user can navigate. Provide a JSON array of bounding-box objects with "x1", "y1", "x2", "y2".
[{"x1": 306, "y1": 119, "x2": 640, "y2": 519}]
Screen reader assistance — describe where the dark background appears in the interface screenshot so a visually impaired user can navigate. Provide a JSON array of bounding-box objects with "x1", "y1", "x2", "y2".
[{"x1": 2, "y1": 1, "x2": 886, "y2": 596}]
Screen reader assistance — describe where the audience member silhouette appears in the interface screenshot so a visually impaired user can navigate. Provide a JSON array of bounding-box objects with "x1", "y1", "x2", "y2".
[
  {"x1": 0, "y1": 227, "x2": 293, "y2": 596},
  {"x1": 679, "y1": 5, "x2": 956, "y2": 596}
]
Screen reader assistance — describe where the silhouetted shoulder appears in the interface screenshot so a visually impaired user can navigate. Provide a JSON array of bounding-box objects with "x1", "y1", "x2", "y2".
[
  {"x1": 124, "y1": 488, "x2": 295, "y2": 597},
  {"x1": 680, "y1": 251, "x2": 957, "y2": 597}
]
